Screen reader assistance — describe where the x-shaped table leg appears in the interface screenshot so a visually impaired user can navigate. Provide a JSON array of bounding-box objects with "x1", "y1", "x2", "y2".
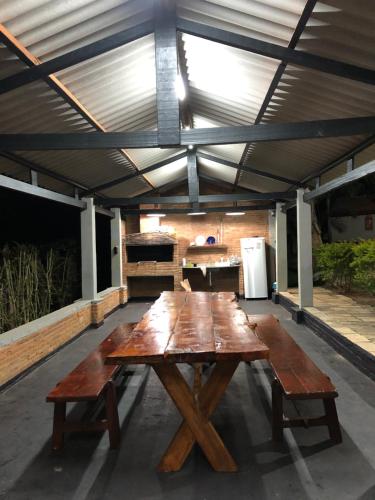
[{"x1": 153, "y1": 360, "x2": 239, "y2": 472}]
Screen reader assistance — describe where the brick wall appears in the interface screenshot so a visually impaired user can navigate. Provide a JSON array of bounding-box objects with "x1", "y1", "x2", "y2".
[
  {"x1": 160, "y1": 212, "x2": 270, "y2": 294},
  {"x1": 0, "y1": 286, "x2": 127, "y2": 389},
  {"x1": 122, "y1": 211, "x2": 270, "y2": 295}
]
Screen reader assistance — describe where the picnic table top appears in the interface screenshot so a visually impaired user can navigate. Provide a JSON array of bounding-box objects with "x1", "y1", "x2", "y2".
[{"x1": 106, "y1": 291, "x2": 269, "y2": 365}]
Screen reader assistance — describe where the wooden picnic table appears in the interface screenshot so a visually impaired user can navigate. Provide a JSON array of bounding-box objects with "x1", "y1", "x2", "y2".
[{"x1": 106, "y1": 291, "x2": 269, "y2": 472}]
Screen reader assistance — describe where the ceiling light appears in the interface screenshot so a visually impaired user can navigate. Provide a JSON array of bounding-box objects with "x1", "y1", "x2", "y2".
[
  {"x1": 188, "y1": 144, "x2": 194, "y2": 150},
  {"x1": 146, "y1": 213, "x2": 166, "y2": 217},
  {"x1": 187, "y1": 212, "x2": 207, "y2": 216},
  {"x1": 175, "y1": 73, "x2": 185, "y2": 101},
  {"x1": 225, "y1": 212, "x2": 245, "y2": 216}
]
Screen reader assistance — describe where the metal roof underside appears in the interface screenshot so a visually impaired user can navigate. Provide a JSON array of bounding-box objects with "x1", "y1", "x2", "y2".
[{"x1": 0, "y1": 0, "x2": 374, "y2": 200}]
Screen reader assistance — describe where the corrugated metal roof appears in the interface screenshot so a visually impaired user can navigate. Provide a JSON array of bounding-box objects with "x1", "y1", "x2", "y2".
[
  {"x1": 241, "y1": 0, "x2": 375, "y2": 187},
  {"x1": 0, "y1": 0, "x2": 374, "y2": 199},
  {"x1": 56, "y1": 34, "x2": 157, "y2": 132}
]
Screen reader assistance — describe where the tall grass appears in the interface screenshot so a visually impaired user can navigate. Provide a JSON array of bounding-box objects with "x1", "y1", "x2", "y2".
[{"x1": 0, "y1": 242, "x2": 79, "y2": 334}]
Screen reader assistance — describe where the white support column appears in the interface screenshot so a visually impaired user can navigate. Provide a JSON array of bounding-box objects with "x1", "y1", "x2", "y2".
[
  {"x1": 296, "y1": 189, "x2": 313, "y2": 308},
  {"x1": 110, "y1": 208, "x2": 123, "y2": 287},
  {"x1": 275, "y1": 202, "x2": 288, "y2": 292},
  {"x1": 80, "y1": 197, "x2": 97, "y2": 300}
]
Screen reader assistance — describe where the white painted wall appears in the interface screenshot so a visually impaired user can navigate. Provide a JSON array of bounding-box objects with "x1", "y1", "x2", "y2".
[{"x1": 330, "y1": 215, "x2": 375, "y2": 241}]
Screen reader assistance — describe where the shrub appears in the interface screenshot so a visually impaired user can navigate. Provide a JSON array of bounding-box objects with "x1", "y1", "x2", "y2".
[
  {"x1": 314, "y1": 241, "x2": 355, "y2": 291},
  {"x1": 0, "y1": 242, "x2": 79, "y2": 334},
  {"x1": 351, "y1": 239, "x2": 375, "y2": 294},
  {"x1": 314, "y1": 239, "x2": 375, "y2": 295}
]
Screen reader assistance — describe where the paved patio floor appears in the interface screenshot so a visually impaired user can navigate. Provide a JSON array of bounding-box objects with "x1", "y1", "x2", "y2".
[
  {"x1": 0, "y1": 299, "x2": 375, "y2": 500},
  {"x1": 281, "y1": 287, "x2": 375, "y2": 356}
]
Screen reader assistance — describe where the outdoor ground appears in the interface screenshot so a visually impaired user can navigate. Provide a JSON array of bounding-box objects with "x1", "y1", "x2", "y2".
[
  {"x1": 0, "y1": 300, "x2": 375, "y2": 500},
  {"x1": 282, "y1": 287, "x2": 375, "y2": 356}
]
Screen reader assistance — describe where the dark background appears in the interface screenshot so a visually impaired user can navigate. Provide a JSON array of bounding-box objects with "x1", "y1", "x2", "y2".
[{"x1": 0, "y1": 187, "x2": 111, "y2": 295}]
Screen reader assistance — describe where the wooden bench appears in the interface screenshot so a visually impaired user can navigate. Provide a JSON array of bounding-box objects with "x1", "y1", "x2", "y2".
[
  {"x1": 247, "y1": 314, "x2": 342, "y2": 444},
  {"x1": 46, "y1": 322, "x2": 135, "y2": 450}
]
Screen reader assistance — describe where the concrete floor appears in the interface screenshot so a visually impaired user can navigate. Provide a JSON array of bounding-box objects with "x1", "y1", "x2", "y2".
[{"x1": 1, "y1": 300, "x2": 375, "y2": 500}]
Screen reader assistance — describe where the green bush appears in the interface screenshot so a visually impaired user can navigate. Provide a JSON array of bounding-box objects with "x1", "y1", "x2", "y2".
[
  {"x1": 351, "y1": 239, "x2": 375, "y2": 294},
  {"x1": 314, "y1": 242, "x2": 355, "y2": 291},
  {"x1": 314, "y1": 239, "x2": 375, "y2": 295}
]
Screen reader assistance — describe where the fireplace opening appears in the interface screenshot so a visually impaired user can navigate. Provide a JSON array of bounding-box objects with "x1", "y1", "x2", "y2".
[{"x1": 126, "y1": 244, "x2": 174, "y2": 262}]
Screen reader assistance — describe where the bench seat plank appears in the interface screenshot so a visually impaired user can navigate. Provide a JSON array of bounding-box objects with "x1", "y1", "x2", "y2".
[
  {"x1": 47, "y1": 323, "x2": 135, "y2": 402},
  {"x1": 248, "y1": 314, "x2": 337, "y2": 399}
]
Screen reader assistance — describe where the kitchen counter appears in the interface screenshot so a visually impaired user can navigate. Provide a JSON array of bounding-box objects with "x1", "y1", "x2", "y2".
[
  {"x1": 182, "y1": 264, "x2": 240, "y2": 269},
  {"x1": 182, "y1": 265, "x2": 240, "y2": 293}
]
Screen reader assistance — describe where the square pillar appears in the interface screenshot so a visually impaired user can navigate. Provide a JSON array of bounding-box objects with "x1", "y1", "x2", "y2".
[
  {"x1": 296, "y1": 189, "x2": 313, "y2": 308},
  {"x1": 80, "y1": 197, "x2": 97, "y2": 300},
  {"x1": 110, "y1": 208, "x2": 123, "y2": 287},
  {"x1": 275, "y1": 202, "x2": 288, "y2": 292}
]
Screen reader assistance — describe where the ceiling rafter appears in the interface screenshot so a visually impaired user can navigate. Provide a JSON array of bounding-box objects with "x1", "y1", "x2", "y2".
[
  {"x1": 0, "y1": 23, "x2": 154, "y2": 191},
  {"x1": 2, "y1": 116, "x2": 374, "y2": 150},
  {"x1": 235, "y1": 0, "x2": 318, "y2": 188},
  {"x1": 0, "y1": 21, "x2": 154, "y2": 95},
  {"x1": 198, "y1": 152, "x2": 302, "y2": 187},
  {"x1": 87, "y1": 151, "x2": 187, "y2": 195},
  {"x1": 176, "y1": 17, "x2": 375, "y2": 86}
]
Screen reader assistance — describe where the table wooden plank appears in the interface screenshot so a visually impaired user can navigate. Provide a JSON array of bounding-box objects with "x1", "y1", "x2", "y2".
[
  {"x1": 108, "y1": 292, "x2": 269, "y2": 365},
  {"x1": 165, "y1": 292, "x2": 216, "y2": 362},
  {"x1": 212, "y1": 297, "x2": 269, "y2": 361}
]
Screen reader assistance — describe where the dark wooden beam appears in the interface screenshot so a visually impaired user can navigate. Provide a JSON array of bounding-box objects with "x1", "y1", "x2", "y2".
[
  {"x1": 86, "y1": 151, "x2": 187, "y2": 194},
  {"x1": 102, "y1": 191, "x2": 295, "y2": 207},
  {"x1": 198, "y1": 151, "x2": 302, "y2": 186},
  {"x1": 176, "y1": 17, "x2": 375, "y2": 86},
  {"x1": 304, "y1": 160, "x2": 375, "y2": 202},
  {"x1": 122, "y1": 204, "x2": 274, "y2": 215},
  {"x1": 0, "y1": 23, "x2": 153, "y2": 190},
  {"x1": 0, "y1": 21, "x2": 153, "y2": 95},
  {"x1": 1, "y1": 116, "x2": 375, "y2": 150},
  {"x1": 187, "y1": 149, "x2": 199, "y2": 205},
  {"x1": 154, "y1": 0, "x2": 180, "y2": 146},
  {"x1": 0, "y1": 151, "x2": 88, "y2": 192},
  {"x1": 299, "y1": 134, "x2": 375, "y2": 185},
  {"x1": 236, "y1": 0, "x2": 317, "y2": 187}
]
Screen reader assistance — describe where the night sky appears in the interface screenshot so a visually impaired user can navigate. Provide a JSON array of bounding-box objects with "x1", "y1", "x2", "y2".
[{"x1": 0, "y1": 187, "x2": 111, "y2": 293}]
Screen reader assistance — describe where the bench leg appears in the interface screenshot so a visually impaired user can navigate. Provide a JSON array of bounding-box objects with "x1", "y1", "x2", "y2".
[
  {"x1": 105, "y1": 381, "x2": 120, "y2": 449},
  {"x1": 52, "y1": 402, "x2": 66, "y2": 451},
  {"x1": 272, "y1": 379, "x2": 284, "y2": 442},
  {"x1": 323, "y1": 398, "x2": 342, "y2": 444}
]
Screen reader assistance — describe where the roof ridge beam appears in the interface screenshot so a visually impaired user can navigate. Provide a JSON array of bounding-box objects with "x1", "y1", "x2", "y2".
[
  {"x1": 176, "y1": 17, "x2": 375, "y2": 86},
  {"x1": 0, "y1": 20, "x2": 154, "y2": 95}
]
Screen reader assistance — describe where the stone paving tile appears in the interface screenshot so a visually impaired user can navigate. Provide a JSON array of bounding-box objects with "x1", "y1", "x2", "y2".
[{"x1": 281, "y1": 287, "x2": 375, "y2": 356}]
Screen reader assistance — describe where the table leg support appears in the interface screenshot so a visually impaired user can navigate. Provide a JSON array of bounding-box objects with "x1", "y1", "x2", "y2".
[{"x1": 154, "y1": 362, "x2": 238, "y2": 472}]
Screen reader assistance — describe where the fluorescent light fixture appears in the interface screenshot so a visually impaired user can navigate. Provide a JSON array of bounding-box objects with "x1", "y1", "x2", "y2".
[
  {"x1": 146, "y1": 213, "x2": 166, "y2": 217},
  {"x1": 225, "y1": 212, "x2": 245, "y2": 216},
  {"x1": 187, "y1": 212, "x2": 207, "y2": 216},
  {"x1": 175, "y1": 73, "x2": 185, "y2": 100}
]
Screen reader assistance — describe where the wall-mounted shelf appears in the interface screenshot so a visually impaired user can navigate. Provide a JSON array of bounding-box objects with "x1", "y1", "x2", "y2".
[{"x1": 187, "y1": 244, "x2": 228, "y2": 251}]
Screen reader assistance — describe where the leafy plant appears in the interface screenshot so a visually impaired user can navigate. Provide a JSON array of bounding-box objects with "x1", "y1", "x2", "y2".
[
  {"x1": 314, "y1": 241, "x2": 355, "y2": 291},
  {"x1": 351, "y1": 239, "x2": 375, "y2": 294}
]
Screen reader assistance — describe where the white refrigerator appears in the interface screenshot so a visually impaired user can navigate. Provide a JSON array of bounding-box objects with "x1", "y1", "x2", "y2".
[{"x1": 240, "y1": 237, "x2": 268, "y2": 299}]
